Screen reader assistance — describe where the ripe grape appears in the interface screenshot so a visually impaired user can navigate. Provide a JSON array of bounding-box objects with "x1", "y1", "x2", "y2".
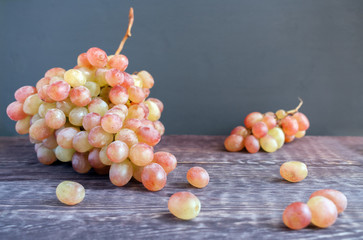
[
  {"x1": 37, "y1": 145, "x2": 57, "y2": 165},
  {"x1": 36, "y1": 77, "x2": 50, "y2": 91},
  {"x1": 262, "y1": 114, "x2": 277, "y2": 130},
  {"x1": 88, "y1": 98, "x2": 109, "y2": 116},
  {"x1": 84, "y1": 81, "x2": 100, "y2": 97},
  {"x1": 230, "y1": 126, "x2": 248, "y2": 137},
  {"x1": 244, "y1": 112, "x2": 263, "y2": 128},
  {"x1": 7, "y1": 101, "x2": 27, "y2": 121},
  {"x1": 14, "y1": 86, "x2": 37, "y2": 103},
  {"x1": 310, "y1": 189, "x2": 347, "y2": 214},
  {"x1": 109, "y1": 159, "x2": 133, "y2": 187},
  {"x1": 38, "y1": 102, "x2": 56, "y2": 118},
  {"x1": 268, "y1": 127, "x2": 285, "y2": 148},
  {"x1": 56, "y1": 181, "x2": 85, "y2": 205},
  {"x1": 88, "y1": 148, "x2": 106, "y2": 169},
  {"x1": 78, "y1": 67, "x2": 96, "y2": 82},
  {"x1": 88, "y1": 126, "x2": 114, "y2": 148},
  {"x1": 45, "y1": 67, "x2": 65, "y2": 78},
  {"x1": 38, "y1": 84, "x2": 55, "y2": 103},
  {"x1": 69, "y1": 86, "x2": 91, "y2": 107},
  {"x1": 153, "y1": 152, "x2": 177, "y2": 174},
  {"x1": 260, "y1": 135, "x2": 278, "y2": 153},
  {"x1": 99, "y1": 145, "x2": 112, "y2": 165},
  {"x1": 128, "y1": 86, "x2": 146, "y2": 103},
  {"x1": 95, "y1": 68, "x2": 108, "y2": 87},
  {"x1": 72, "y1": 131, "x2": 93, "y2": 153},
  {"x1": 280, "y1": 161, "x2": 308, "y2": 182},
  {"x1": 109, "y1": 85, "x2": 129, "y2": 105},
  {"x1": 101, "y1": 113, "x2": 123, "y2": 133},
  {"x1": 127, "y1": 104, "x2": 149, "y2": 120},
  {"x1": 285, "y1": 135, "x2": 295, "y2": 143},
  {"x1": 105, "y1": 68, "x2": 124, "y2": 87},
  {"x1": 87, "y1": 47, "x2": 108, "y2": 68},
  {"x1": 281, "y1": 116, "x2": 299, "y2": 136},
  {"x1": 55, "y1": 146, "x2": 75, "y2": 162},
  {"x1": 64, "y1": 69, "x2": 86, "y2": 87},
  {"x1": 224, "y1": 135, "x2": 244, "y2": 152},
  {"x1": 147, "y1": 98, "x2": 164, "y2": 113},
  {"x1": 295, "y1": 131, "x2": 306, "y2": 139},
  {"x1": 72, "y1": 152, "x2": 91, "y2": 174},
  {"x1": 282, "y1": 202, "x2": 311, "y2": 230},
  {"x1": 122, "y1": 72, "x2": 135, "y2": 89},
  {"x1": 107, "y1": 54, "x2": 129, "y2": 71},
  {"x1": 42, "y1": 133, "x2": 58, "y2": 149},
  {"x1": 137, "y1": 71, "x2": 154, "y2": 89},
  {"x1": 69, "y1": 107, "x2": 88, "y2": 126},
  {"x1": 187, "y1": 167, "x2": 209, "y2": 188},
  {"x1": 132, "y1": 163, "x2": 144, "y2": 182},
  {"x1": 144, "y1": 100, "x2": 161, "y2": 121},
  {"x1": 129, "y1": 143, "x2": 154, "y2": 166},
  {"x1": 23, "y1": 94, "x2": 42, "y2": 115},
  {"x1": 141, "y1": 163, "x2": 167, "y2": 191},
  {"x1": 45, "y1": 108, "x2": 66, "y2": 129},
  {"x1": 275, "y1": 109, "x2": 287, "y2": 119},
  {"x1": 56, "y1": 98, "x2": 75, "y2": 116},
  {"x1": 15, "y1": 116, "x2": 31, "y2": 134},
  {"x1": 293, "y1": 112, "x2": 310, "y2": 131},
  {"x1": 106, "y1": 140, "x2": 129, "y2": 163},
  {"x1": 252, "y1": 121, "x2": 268, "y2": 138},
  {"x1": 123, "y1": 118, "x2": 142, "y2": 132},
  {"x1": 56, "y1": 127, "x2": 79, "y2": 149},
  {"x1": 307, "y1": 196, "x2": 338, "y2": 228},
  {"x1": 136, "y1": 126, "x2": 161, "y2": 146},
  {"x1": 29, "y1": 119, "x2": 54, "y2": 141},
  {"x1": 131, "y1": 74, "x2": 143, "y2": 87},
  {"x1": 115, "y1": 128, "x2": 138, "y2": 147},
  {"x1": 153, "y1": 121, "x2": 165, "y2": 136},
  {"x1": 47, "y1": 80, "x2": 71, "y2": 101},
  {"x1": 77, "y1": 52, "x2": 93, "y2": 69},
  {"x1": 168, "y1": 192, "x2": 201, "y2": 220},
  {"x1": 244, "y1": 135, "x2": 260, "y2": 153},
  {"x1": 82, "y1": 112, "x2": 101, "y2": 131}
]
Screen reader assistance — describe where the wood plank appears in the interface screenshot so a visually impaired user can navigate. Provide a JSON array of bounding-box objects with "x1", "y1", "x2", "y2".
[{"x1": 0, "y1": 136, "x2": 362, "y2": 239}]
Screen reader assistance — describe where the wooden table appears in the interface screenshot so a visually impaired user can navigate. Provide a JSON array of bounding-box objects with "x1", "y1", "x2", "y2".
[{"x1": 0, "y1": 136, "x2": 362, "y2": 239}]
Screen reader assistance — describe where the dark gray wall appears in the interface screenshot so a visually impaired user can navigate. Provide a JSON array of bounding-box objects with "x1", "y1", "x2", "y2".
[{"x1": 1, "y1": 0, "x2": 363, "y2": 136}]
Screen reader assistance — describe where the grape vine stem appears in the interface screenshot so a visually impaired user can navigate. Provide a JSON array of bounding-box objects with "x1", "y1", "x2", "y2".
[
  {"x1": 286, "y1": 98, "x2": 303, "y2": 115},
  {"x1": 115, "y1": 7, "x2": 134, "y2": 55}
]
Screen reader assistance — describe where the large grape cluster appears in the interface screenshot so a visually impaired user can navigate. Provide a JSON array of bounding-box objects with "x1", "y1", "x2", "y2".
[
  {"x1": 6, "y1": 46, "x2": 177, "y2": 191},
  {"x1": 224, "y1": 100, "x2": 310, "y2": 153}
]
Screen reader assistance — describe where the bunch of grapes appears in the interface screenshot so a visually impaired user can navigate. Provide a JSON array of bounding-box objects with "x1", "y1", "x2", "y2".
[
  {"x1": 6, "y1": 8, "x2": 176, "y2": 192},
  {"x1": 224, "y1": 99, "x2": 310, "y2": 153}
]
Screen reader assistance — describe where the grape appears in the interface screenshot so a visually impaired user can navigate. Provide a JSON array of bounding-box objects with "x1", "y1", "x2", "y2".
[
  {"x1": 95, "y1": 68, "x2": 108, "y2": 87},
  {"x1": 128, "y1": 86, "x2": 146, "y2": 103},
  {"x1": 77, "y1": 52, "x2": 93, "y2": 69},
  {"x1": 15, "y1": 116, "x2": 31, "y2": 134},
  {"x1": 101, "y1": 113, "x2": 123, "y2": 133},
  {"x1": 307, "y1": 196, "x2": 338, "y2": 228},
  {"x1": 230, "y1": 126, "x2": 248, "y2": 137},
  {"x1": 275, "y1": 109, "x2": 287, "y2": 119},
  {"x1": 23, "y1": 94, "x2": 42, "y2": 115},
  {"x1": 293, "y1": 112, "x2": 310, "y2": 131},
  {"x1": 37, "y1": 145, "x2": 57, "y2": 165},
  {"x1": 131, "y1": 74, "x2": 143, "y2": 87},
  {"x1": 115, "y1": 128, "x2": 138, "y2": 147},
  {"x1": 14, "y1": 86, "x2": 37, "y2": 103},
  {"x1": 168, "y1": 192, "x2": 201, "y2": 220},
  {"x1": 84, "y1": 81, "x2": 101, "y2": 97},
  {"x1": 69, "y1": 86, "x2": 91, "y2": 107},
  {"x1": 30, "y1": 114, "x2": 42, "y2": 125},
  {"x1": 109, "y1": 159, "x2": 133, "y2": 187},
  {"x1": 105, "y1": 68, "x2": 124, "y2": 87},
  {"x1": 56, "y1": 98, "x2": 75, "y2": 116},
  {"x1": 280, "y1": 161, "x2": 308, "y2": 182},
  {"x1": 153, "y1": 152, "x2": 177, "y2": 174},
  {"x1": 127, "y1": 104, "x2": 149, "y2": 120},
  {"x1": 55, "y1": 146, "x2": 75, "y2": 162},
  {"x1": 123, "y1": 118, "x2": 142, "y2": 132},
  {"x1": 153, "y1": 121, "x2": 165, "y2": 136},
  {"x1": 136, "y1": 126, "x2": 161, "y2": 147},
  {"x1": 42, "y1": 133, "x2": 58, "y2": 149},
  {"x1": 72, "y1": 131, "x2": 93, "y2": 153},
  {"x1": 69, "y1": 107, "x2": 88, "y2": 126},
  {"x1": 36, "y1": 77, "x2": 50, "y2": 91},
  {"x1": 224, "y1": 135, "x2": 244, "y2": 152},
  {"x1": 141, "y1": 163, "x2": 167, "y2": 191},
  {"x1": 94, "y1": 166, "x2": 110, "y2": 175},
  {"x1": 38, "y1": 102, "x2": 57, "y2": 118},
  {"x1": 137, "y1": 71, "x2": 154, "y2": 89},
  {"x1": 7, "y1": 101, "x2": 27, "y2": 121},
  {"x1": 88, "y1": 148, "x2": 106, "y2": 169},
  {"x1": 187, "y1": 167, "x2": 209, "y2": 188},
  {"x1": 310, "y1": 189, "x2": 347, "y2": 214},
  {"x1": 45, "y1": 108, "x2": 66, "y2": 129},
  {"x1": 282, "y1": 202, "x2": 311, "y2": 230},
  {"x1": 122, "y1": 72, "x2": 135, "y2": 89},
  {"x1": 281, "y1": 116, "x2": 299, "y2": 136},
  {"x1": 268, "y1": 127, "x2": 285, "y2": 148},
  {"x1": 107, "y1": 54, "x2": 129, "y2": 71},
  {"x1": 262, "y1": 114, "x2": 277, "y2": 130},
  {"x1": 88, "y1": 126, "x2": 114, "y2": 148},
  {"x1": 45, "y1": 67, "x2": 65, "y2": 78},
  {"x1": 88, "y1": 98, "x2": 109, "y2": 116},
  {"x1": 295, "y1": 131, "x2": 306, "y2": 139},
  {"x1": 244, "y1": 135, "x2": 260, "y2": 153},
  {"x1": 106, "y1": 140, "x2": 129, "y2": 163},
  {"x1": 112, "y1": 104, "x2": 128, "y2": 115},
  {"x1": 132, "y1": 163, "x2": 144, "y2": 182},
  {"x1": 106, "y1": 108, "x2": 126, "y2": 121},
  {"x1": 285, "y1": 135, "x2": 295, "y2": 143},
  {"x1": 244, "y1": 112, "x2": 263, "y2": 129},
  {"x1": 140, "y1": 119, "x2": 154, "y2": 128},
  {"x1": 56, "y1": 181, "x2": 85, "y2": 206},
  {"x1": 79, "y1": 67, "x2": 96, "y2": 81},
  {"x1": 49, "y1": 76, "x2": 64, "y2": 85},
  {"x1": 64, "y1": 69, "x2": 86, "y2": 87},
  {"x1": 109, "y1": 85, "x2": 128, "y2": 105},
  {"x1": 29, "y1": 119, "x2": 54, "y2": 141},
  {"x1": 252, "y1": 122, "x2": 268, "y2": 139},
  {"x1": 56, "y1": 127, "x2": 79, "y2": 149},
  {"x1": 47, "y1": 80, "x2": 71, "y2": 101},
  {"x1": 87, "y1": 47, "x2": 108, "y2": 68},
  {"x1": 38, "y1": 84, "x2": 55, "y2": 103},
  {"x1": 145, "y1": 100, "x2": 161, "y2": 121},
  {"x1": 72, "y1": 152, "x2": 91, "y2": 174},
  {"x1": 129, "y1": 143, "x2": 154, "y2": 166},
  {"x1": 99, "y1": 145, "x2": 112, "y2": 165},
  {"x1": 82, "y1": 112, "x2": 101, "y2": 131},
  {"x1": 260, "y1": 135, "x2": 278, "y2": 152},
  {"x1": 34, "y1": 143, "x2": 42, "y2": 152}
]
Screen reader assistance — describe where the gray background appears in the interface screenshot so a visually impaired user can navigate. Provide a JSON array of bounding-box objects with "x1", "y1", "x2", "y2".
[{"x1": 1, "y1": 0, "x2": 363, "y2": 136}]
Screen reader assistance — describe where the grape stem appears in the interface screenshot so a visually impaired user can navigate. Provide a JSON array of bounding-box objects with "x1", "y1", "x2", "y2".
[
  {"x1": 115, "y1": 7, "x2": 134, "y2": 55},
  {"x1": 286, "y1": 98, "x2": 303, "y2": 115}
]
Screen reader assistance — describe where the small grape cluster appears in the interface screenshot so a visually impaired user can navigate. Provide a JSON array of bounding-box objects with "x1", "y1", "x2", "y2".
[
  {"x1": 224, "y1": 100, "x2": 310, "y2": 153},
  {"x1": 6, "y1": 45, "x2": 178, "y2": 191}
]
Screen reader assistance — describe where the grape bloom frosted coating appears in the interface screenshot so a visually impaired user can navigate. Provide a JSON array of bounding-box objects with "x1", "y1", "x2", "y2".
[
  {"x1": 168, "y1": 192, "x2": 201, "y2": 220},
  {"x1": 56, "y1": 181, "x2": 85, "y2": 205}
]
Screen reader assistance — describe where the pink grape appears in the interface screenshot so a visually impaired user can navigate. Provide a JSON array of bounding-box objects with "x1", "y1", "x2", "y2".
[
  {"x1": 72, "y1": 152, "x2": 92, "y2": 174},
  {"x1": 252, "y1": 121, "x2": 268, "y2": 139},
  {"x1": 262, "y1": 114, "x2": 277, "y2": 130},
  {"x1": 15, "y1": 116, "x2": 31, "y2": 134},
  {"x1": 72, "y1": 131, "x2": 93, "y2": 153},
  {"x1": 281, "y1": 116, "x2": 299, "y2": 136},
  {"x1": 56, "y1": 127, "x2": 79, "y2": 149},
  {"x1": 82, "y1": 112, "x2": 101, "y2": 131},
  {"x1": 307, "y1": 196, "x2": 338, "y2": 228},
  {"x1": 105, "y1": 68, "x2": 124, "y2": 87},
  {"x1": 88, "y1": 98, "x2": 109, "y2": 116},
  {"x1": 106, "y1": 140, "x2": 129, "y2": 163},
  {"x1": 47, "y1": 80, "x2": 71, "y2": 101},
  {"x1": 224, "y1": 135, "x2": 244, "y2": 152},
  {"x1": 310, "y1": 189, "x2": 347, "y2": 214},
  {"x1": 153, "y1": 121, "x2": 165, "y2": 136},
  {"x1": 136, "y1": 126, "x2": 161, "y2": 147},
  {"x1": 38, "y1": 85, "x2": 55, "y2": 103},
  {"x1": 244, "y1": 135, "x2": 260, "y2": 153},
  {"x1": 129, "y1": 143, "x2": 154, "y2": 166},
  {"x1": 141, "y1": 163, "x2": 167, "y2": 191},
  {"x1": 293, "y1": 112, "x2": 310, "y2": 131},
  {"x1": 122, "y1": 72, "x2": 135, "y2": 89},
  {"x1": 230, "y1": 126, "x2": 249, "y2": 137},
  {"x1": 86, "y1": 47, "x2": 107, "y2": 68},
  {"x1": 36, "y1": 77, "x2": 51, "y2": 91},
  {"x1": 108, "y1": 54, "x2": 128, "y2": 71},
  {"x1": 109, "y1": 159, "x2": 133, "y2": 187},
  {"x1": 88, "y1": 148, "x2": 106, "y2": 169},
  {"x1": 148, "y1": 98, "x2": 164, "y2": 113},
  {"x1": 45, "y1": 67, "x2": 65, "y2": 78},
  {"x1": 69, "y1": 107, "x2": 88, "y2": 126},
  {"x1": 123, "y1": 118, "x2": 142, "y2": 132},
  {"x1": 101, "y1": 113, "x2": 123, "y2": 134},
  {"x1": 132, "y1": 163, "x2": 144, "y2": 182},
  {"x1": 128, "y1": 86, "x2": 146, "y2": 103},
  {"x1": 109, "y1": 85, "x2": 128, "y2": 105},
  {"x1": 7, "y1": 101, "x2": 27, "y2": 121},
  {"x1": 127, "y1": 104, "x2": 149, "y2": 120},
  {"x1": 88, "y1": 126, "x2": 113, "y2": 148},
  {"x1": 280, "y1": 161, "x2": 308, "y2": 183},
  {"x1": 37, "y1": 145, "x2": 57, "y2": 165},
  {"x1": 137, "y1": 71, "x2": 154, "y2": 89},
  {"x1": 56, "y1": 98, "x2": 75, "y2": 116},
  {"x1": 56, "y1": 181, "x2": 85, "y2": 206},
  {"x1": 42, "y1": 133, "x2": 58, "y2": 149},
  {"x1": 14, "y1": 86, "x2": 37, "y2": 103},
  {"x1": 282, "y1": 202, "x2": 312, "y2": 230},
  {"x1": 115, "y1": 128, "x2": 138, "y2": 148},
  {"x1": 244, "y1": 112, "x2": 263, "y2": 129},
  {"x1": 168, "y1": 192, "x2": 201, "y2": 220},
  {"x1": 69, "y1": 86, "x2": 91, "y2": 107},
  {"x1": 153, "y1": 152, "x2": 177, "y2": 174},
  {"x1": 187, "y1": 167, "x2": 209, "y2": 188},
  {"x1": 77, "y1": 52, "x2": 93, "y2": 69},
  {"x1": 29, "y1": 119, "x2": 54, "y2": 141},
  {"x1": 45, "y1": 108, "x2": 66, "y2": 129}
]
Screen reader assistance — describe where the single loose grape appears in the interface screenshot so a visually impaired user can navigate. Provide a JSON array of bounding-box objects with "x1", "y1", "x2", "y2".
[
  {"x1": 168, "y1": 192, "x2": 201, "y2": 220},
  {"x1": 224, "y1": 135, "x2": 244, "y2": 152},
  {"x1": 310, "y1": 189, "x2": 347, "y2": 214},
  {"x1": 282, "y1": 202, "x2": 311, "y2": 230},
  {"x1": 141, "y1": 163, "x2": 167, "y2": 191},
  {"x1": 280, "y1": 161, "x2": 308, "y2": 183},
  {"x1": 187, "y1": 167, "x2": 209, "y2": 188},
  {"x1": 307, "y1": 196, "x2": 338, "y2": 228},
  {"x1": 56, "y1": 181, "x2": 85, "y2": 206}
]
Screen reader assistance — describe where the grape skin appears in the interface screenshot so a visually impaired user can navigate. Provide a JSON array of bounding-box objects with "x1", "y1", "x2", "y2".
[
  {"x1": 153, "y1": 152, "x2": 177, "y2": 174},
  {"x1": 282, "y1": 202, "x2": 311, "y2": 230},
  {"x1": 88, "y1": 148, "x2": 106, "y2": 169},
  {"x1": 7, "y1": 101, "x2": 27, "y2": 121},
  {"x1": 280, "y1": 161, "x2": 308, "y2": 183},
  {"x1": 230, "y1": 126, "x2": 248, "y2": 137},
  {"x1": 144, "y1": 100, "x2": 161, "y2": 121},
  {"x1": 72, "y1": 152, "x2": 92, "y2": 174},
  {"x1": 307, "y1": 196, "x2": 338, "y2": 228},
  {"x1": 55, "y1": 146, "x2": 75, "y2": 162},
  {"x1": 187, "y1": 167, "x2": 209, "y2": 188},
  {"x1": 69, "y1": 86, "x2": 91, "y2": 107},
  {"x1": 310, "y1": 189, "x2": 347, "y2": 214},
  {"x1": 136, "y1": 126, "x2": 161, "y2": 147},
  {"x1": 23, "y1": 94, "x2": 42, "y2": 115},
  {"x1": 45, "y1": 67, "x2": 65, "y2": 78},
  {"x1": 115, "y1": 129, "x2": 139, "y2": 148},
  {"x1": 14, "y1": 86, "x2": 37, "y2": 103},
  {"x1": 293, "y1": 112, "x2": 310, "y2": 131},
  {"x1": 252, "y1": 121, "x2": 268, "y2": 139},
  {"x1": 87, "y1": 47, "x2": 108, "y2": 68},
  {"x1": 82, "y1": 112, "x2": 101, "y2": 131},
  {"x1": 15, "y1": 116, "x2": 31, "y2": 134},
  {"x1": 244, "y1": 135, "x2": 260, "y2": 153},
  {"x1": 168, "y1": 192, "x2": 201, "y2": 220},
  {"x1": 244, "y1": 112, "x2": 263, "y2": 129},
  {"x1": 260, "y1": 135, "x2": 278, "y2": 153},
  {"x1": 281, "y1": 116, "x2": 299, "y2": 136},
  {"x1": 37, "y1": 145, "x2": 57, "y2": 165},
  {"x1": 29, "y1": 119, "x2": 54, "y2": 141},
  {"x1": 141, "y1": 163, "x2": 167, "y2": 191},
  {"x1": 107, "y1": 54, "x2": 129, "y2": 71},
  {"x1": 47, "y1": 80, "x2": 71, "y2": 101},
  {"x1": 56, "y1": 127, "x2": 79, "y2": 149},
  {"x1": 106, "y1": 140, "x2": 129, "y2": 163},
  {"x1": 109, "y1": 159, "x2": 133, "y2": 187},
  {"x1": 72, "y1": 131, "x2": 93, "y2": 153},
  {"x1": 56, "y1": 181, "x2": 85, "y2": 206},
  {"x1": 137, "y1": 71, "x2": 154, "y2": 89},
  {"x1": 101, "y1": 113, "x2": 123, "y2": 134},
  {"x1": 224, "y1": 135, "x2": 244, "y2": 152},
  {"x1": 88, "y1": 126, "x2": 114, "y2": 148},
  {"x1": 129, "y1": 143, "x2": 154, "y2": 166},
  {"x1": 45, "y1": 108, "x2": 66, "y2": 129}
]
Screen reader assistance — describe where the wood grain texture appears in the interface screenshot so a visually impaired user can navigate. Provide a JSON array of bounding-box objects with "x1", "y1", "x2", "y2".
[{"x1": 0, "y1": 136, "x2": 362, "y2": 239}]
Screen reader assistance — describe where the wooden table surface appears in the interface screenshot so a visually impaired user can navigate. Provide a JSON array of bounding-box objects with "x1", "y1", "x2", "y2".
[{"x1": 0, "y1": 135, "x2": 362, "y2": 239}]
